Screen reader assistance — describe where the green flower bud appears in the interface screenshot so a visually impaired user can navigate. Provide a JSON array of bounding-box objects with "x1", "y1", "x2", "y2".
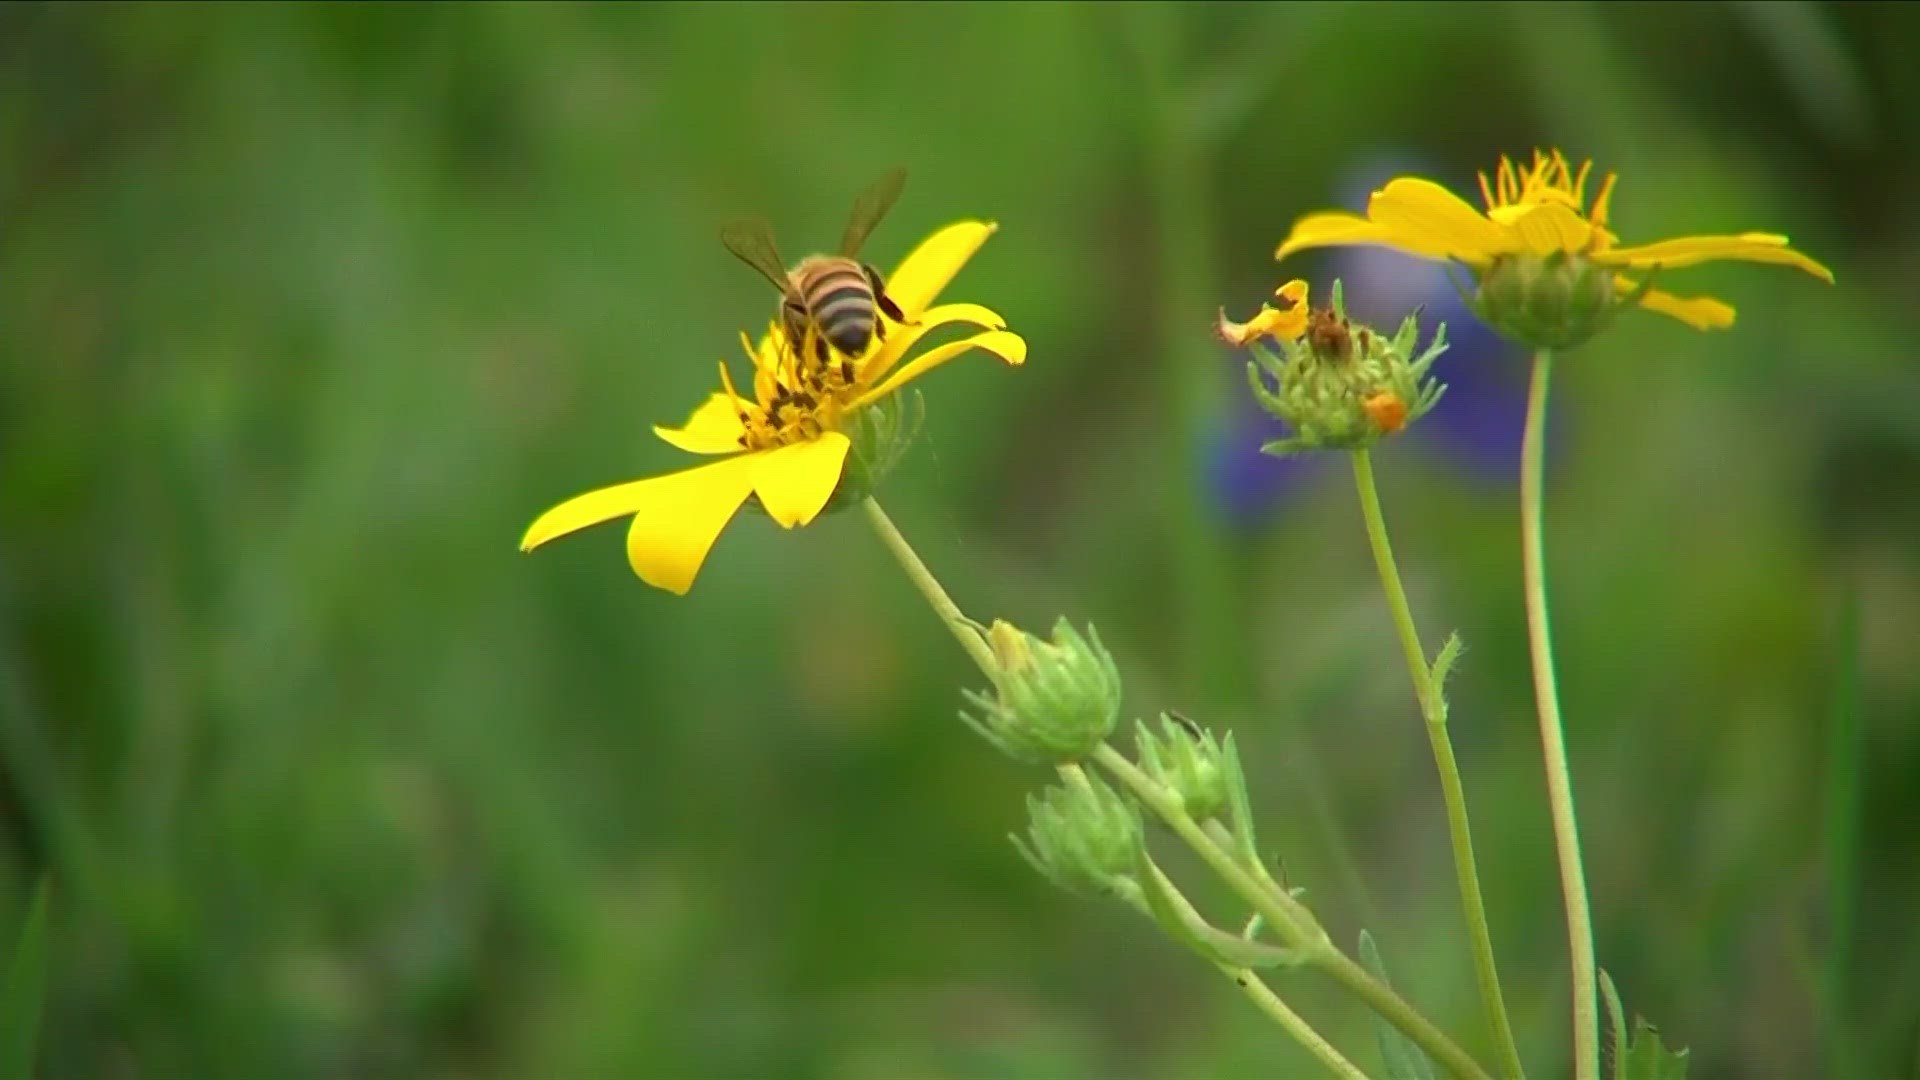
[
  {"x1": 1134, "y1": 713, "x2": 1231, "y2": 822},
  {"x1": 1247, "y1": 280, "x2": 1449, "y2": 456},
  {"x1": 1473, "y1": 252, "x2": 1646, "y2": 352},
  {"x1": 1011, "y1": 771, "x2": 1142, "y2": 898},
  {"x1": 961, "y1": 618, "x2": 1121, "y2": 764}
]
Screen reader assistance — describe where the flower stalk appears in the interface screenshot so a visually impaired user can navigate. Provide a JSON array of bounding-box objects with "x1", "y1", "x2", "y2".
[
  {"x1": 860, "y1": 497, "x2": 997, "y2": 676},
  {"x1": 861, "y1": 496, "x2": 1495, "y2": 1080},
  {"x1": 1116, "y1": 825, "x2": 1372, "y2": 1080},
  {"x1": 1094, "y1": 745, "x2": 1493, "y2": 1080},
  {"x1": 1351, "y1": 450, "x2": 1526, "y2": 1080},
  {"x1": 1520, "y1": 350, "x2": 1597, "y2": 1080}
]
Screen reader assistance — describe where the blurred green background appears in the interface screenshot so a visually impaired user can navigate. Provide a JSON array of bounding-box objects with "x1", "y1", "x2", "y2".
[{"x1": 4, "y1": 2, "x2": 1918, "y2": 1077}]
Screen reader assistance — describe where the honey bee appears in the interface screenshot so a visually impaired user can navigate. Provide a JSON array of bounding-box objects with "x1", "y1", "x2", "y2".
[{"x1": 721, "y1": 167, "x2": 914, "y2": 378}]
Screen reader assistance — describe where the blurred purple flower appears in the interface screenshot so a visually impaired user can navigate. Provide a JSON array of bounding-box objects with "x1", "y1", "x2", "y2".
[{"x1": 1207, "y1": 151, "x2": 1539, "y2": 528}]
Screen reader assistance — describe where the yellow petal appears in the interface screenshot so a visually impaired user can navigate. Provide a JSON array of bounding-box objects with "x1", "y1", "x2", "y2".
[
  {"x1": 885, "y1": 221, "x2": 997, "y2": 322},
  {"x1": 1596, "y1": 232, "x2": 1834, "y2": 282},
  {"x1": 854, "y1": 329, "x2": 1027, "y2": 409},
  {"x1": 1617, "y1": 275, "x2": 1737, "y2": 330},
  {"x1": 1275, "y1": 210, "x2": 1407, "y2": 261},
  {"x1": 618, "y1": 454, "x2": 763, "y2": 594},
  {"x1": 1504, "y1": 200, "x2": 1594, "y2": 256},
  {"x1": 1365, "y1": 178, "x2": 1519, "y2": 263},
  {"x1": 653, "y1": 393, "x2": 749, "y2": 455},
  {"x1": 526, "y1": 449, "x2": 764, "y2": 591},
  {"x1": 1587, "y1": 172, "x2": 1618, "y2": 231},
  {"x1": 752, "y1": 432, "x2": 851, "y2": 529},
  {"x1": 1216, "y1": 279, "x2": 1310, "y2": 347},
  {"x1": 859, "y1": 301, "x2": 1008, "y2": 384}
]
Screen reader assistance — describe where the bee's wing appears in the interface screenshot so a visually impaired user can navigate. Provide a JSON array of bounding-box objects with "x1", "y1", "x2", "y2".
[
  {"x1": 721, "y1": 217, "x2": 792, "y2": 295},
  {"x1": 838, "y1": 166, "x2": 907, "y2": 259}
]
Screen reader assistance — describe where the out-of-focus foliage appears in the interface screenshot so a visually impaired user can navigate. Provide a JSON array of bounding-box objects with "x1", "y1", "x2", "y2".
[{"x1": 3, "y1": 3, "x2": 1917, "y2": 1078}]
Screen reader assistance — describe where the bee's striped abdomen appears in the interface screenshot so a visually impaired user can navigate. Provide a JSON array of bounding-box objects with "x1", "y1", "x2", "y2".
[{"x1": 801, "y1": 260, "x2": 877, "y2": 358}]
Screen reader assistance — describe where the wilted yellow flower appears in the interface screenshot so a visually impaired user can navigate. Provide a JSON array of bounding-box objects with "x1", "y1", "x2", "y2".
[
  {"x1": 1216, "y1": 278, "x2": 1309, "y2": 347},
  {"x1": 1222, "y1": 278, "x2": 1449, "y2": 453},
  {"x1": 520, "y1": 221, "x2": 1025, "y2": 595},
  {"x1": 1274, "y1": 149, "x2": 1833, "y2": 334}
]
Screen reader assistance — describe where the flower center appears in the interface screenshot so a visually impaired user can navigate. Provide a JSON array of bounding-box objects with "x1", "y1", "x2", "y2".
[
  {"x1": 1478, "y1": 148, "x2": 1619, "y2": 253},
  {"x1": 725, "y1": 325, "x2": 874, "y2": 451}
]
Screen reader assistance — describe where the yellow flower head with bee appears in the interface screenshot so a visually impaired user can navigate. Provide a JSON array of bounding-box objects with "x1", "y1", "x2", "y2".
[{"x1": 520, "y1": 180, "x2": 1024, "y2": 595}]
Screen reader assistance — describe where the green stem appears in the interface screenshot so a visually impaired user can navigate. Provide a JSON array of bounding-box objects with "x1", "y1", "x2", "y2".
[
  {"x1": 1351, "y1": 451, "x2": 1526, "y2": 1080},
  {"x1": 863, "y1": 497, "x2": 1488, "y2": 1080},
  {"x1": 1060, "y1": 761, "x2": 1369, "y2": 1080},
  {"x1": 1520, "y1": 350, "x2": 1597, "y2": 1080},
  {"x1": 1144, "y1": 854, "x2": 1373, "y2": 1080},
  {"x1": 1237, "y1": 972, "x2": 1374, "y2": 1080},
  {"x1": 861, "y1": 498, "x2": 997, "y2": 676},
  {"x1": 1094, "y1": 745, "x2": 1494, "y2": 1080}
]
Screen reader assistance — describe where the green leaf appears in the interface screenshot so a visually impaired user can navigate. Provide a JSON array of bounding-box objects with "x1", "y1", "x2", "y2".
[
  {"x1": 1600, "y1": 969, "x2": 1628, "y2": 1080},
  {"x1": 1600, "y1": 972, "x2": 1689, "y2": 1080},
  {"x1": 1135, "y1": 851, "x2": 1302, "y2": 971},
  {"x1": 1, "y1": 878, "x2": 51, "y2": 1080},
  {"x1": 1427, "y1": 631, "x2": 1464, "y2": 724},
  {"x1": 1358, "y1": 931, "x2": 1436, "y2": 1080},
  {"x1": 1619, "y1": 1017, "x2": 1689, "y2": 1080},
  {"x1": 1429, "y1": 632, "x2": 1465, "y2": 692}
]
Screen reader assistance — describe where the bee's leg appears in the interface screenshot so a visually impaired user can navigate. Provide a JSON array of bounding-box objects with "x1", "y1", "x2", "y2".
[
  {"x1": 779, "y1": 300, "x2": 810, "y2": 368},
  {"x1": 866, "y1": 263, "x2": 915, "y2": 327}
]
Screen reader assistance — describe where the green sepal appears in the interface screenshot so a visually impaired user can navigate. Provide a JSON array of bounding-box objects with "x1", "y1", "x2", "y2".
[{"x1": 1220, "y1": 733, "x2": 1261, "y2": 871}]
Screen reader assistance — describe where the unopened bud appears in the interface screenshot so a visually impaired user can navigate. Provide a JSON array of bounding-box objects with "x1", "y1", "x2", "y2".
[
  {"x1": 1134, "y1": 713, "x2": 1232, "y2": 822},
  {"x1": 961, "y1": 618, "x2": 1121, "y2": 764},
  {"x1": 1011, "y1": 771, "x2": 1142, "y2": 898}
]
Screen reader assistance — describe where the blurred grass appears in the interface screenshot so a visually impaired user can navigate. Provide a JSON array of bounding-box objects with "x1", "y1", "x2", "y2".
[{"x1": 2, "y1": 2, "x2": 1919, "y2": 1078}]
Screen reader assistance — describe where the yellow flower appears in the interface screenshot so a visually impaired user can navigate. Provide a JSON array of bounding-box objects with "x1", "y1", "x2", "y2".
[
  {"x1": 1216, "y1": 278, "x2": 1309, "y2": 347},
  {"x1": 1274, "y1": 149, "x2": 1833, "y2": 332},
  {"x1": 520, "y1": 221, "x2": 1026, "y2": 595}
]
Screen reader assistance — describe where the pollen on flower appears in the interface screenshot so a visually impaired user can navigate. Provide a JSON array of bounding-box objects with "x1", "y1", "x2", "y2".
[
  {"x1": 1362, "y1": 391, "x2": 1410, "y2": 434},
  {"x1": 724, "y1": 323, "x2": 865, "y2": 452}
]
